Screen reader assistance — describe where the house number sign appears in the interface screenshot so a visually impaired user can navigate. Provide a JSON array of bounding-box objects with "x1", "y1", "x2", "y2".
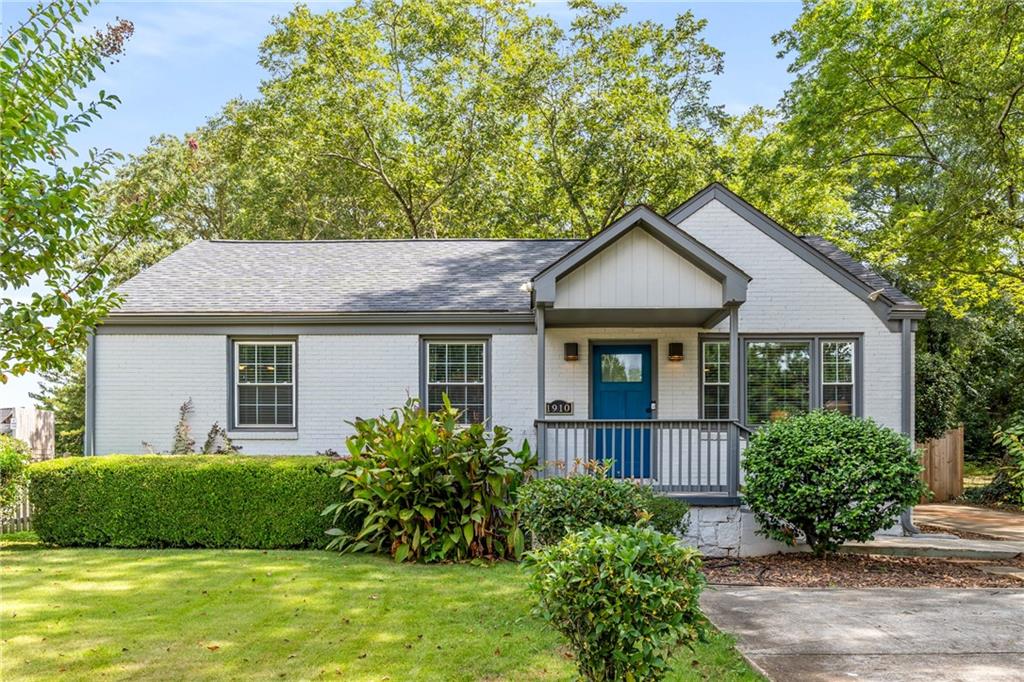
[{"x1": 545, "y1": 400, "x2": 574, "y2": 415}]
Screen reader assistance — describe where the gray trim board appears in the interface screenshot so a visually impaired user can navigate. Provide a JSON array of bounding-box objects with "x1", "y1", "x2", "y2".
[
  {"x1": 85, "y1": 333, "x2": 96, "y2": 455},
  {"x1": 418, "y1": 335, "x2": 493, "y2": 425},
  {"x1": 532, "y1": 205, "x2": 750, "y2": 307},
  {"x1": 104, "y1": 312, "x2": 535, "y2": 326},
  {"x1": 666, "y1": 183, "x2": 925, "y2": 323},
  {"x1": 98, "y1": 322, "x2": 536, "y2": 336}
]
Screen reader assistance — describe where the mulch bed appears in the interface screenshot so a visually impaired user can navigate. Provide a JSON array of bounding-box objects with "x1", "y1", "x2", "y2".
[{"x1": 703, "y1": 552, "x2": 1024, "y2": 588}]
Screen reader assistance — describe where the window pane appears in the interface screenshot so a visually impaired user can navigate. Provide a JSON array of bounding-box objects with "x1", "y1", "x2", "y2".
[
  {"x1": 257, "y1": 346, "x2": 274, "y2": 364},
  {"x1": 466, "y1": 362, "x2": 484, "y2": 383},
  {"x1": 275, "y1": 345, "x2": 292, "y2": 364},
  {"x1": 447, "y1": 344, "x2": 466, "y2": 365},
  {"x1": 601, "y1": 353, "x2": 643, "y2": 382},
  {"x1": 703, "y1": 385, "x2": 729, "y2": 420},
  {"x1": 746, "y1": 341, "x2": 810, "y2": 426},
  {"x1": 823, "y1": 384, "x2": 854, "y2": 415},
  {"x1": 238, "y1": 345, "x2": 256, "y2": 364}
]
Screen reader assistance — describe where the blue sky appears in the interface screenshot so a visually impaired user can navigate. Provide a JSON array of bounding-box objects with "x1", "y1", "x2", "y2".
[{"x1": 0, "y1": 0, "x2": 801, "y2": 407}]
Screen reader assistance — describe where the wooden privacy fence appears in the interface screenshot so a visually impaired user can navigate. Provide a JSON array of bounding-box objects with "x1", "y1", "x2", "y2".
[
  {"x1": 918, "y1": 426, "x2": 964, "y2": 503},
  {"x1": 2, "y1": 491, "x2": 33, "y2": 533}
]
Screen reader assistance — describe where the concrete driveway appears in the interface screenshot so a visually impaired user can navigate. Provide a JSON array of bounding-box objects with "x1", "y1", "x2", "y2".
[{"x1": 701, "y1": 587, "x2": 1024, "y2": 682}]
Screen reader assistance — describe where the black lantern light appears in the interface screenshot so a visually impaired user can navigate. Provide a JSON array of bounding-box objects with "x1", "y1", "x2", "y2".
[
  {"x1": 564, "y1": 342, "x2": 579, "y2": 361},
  {"x1": 668, "y1": 342, "x2": 684, "y2": 361}
]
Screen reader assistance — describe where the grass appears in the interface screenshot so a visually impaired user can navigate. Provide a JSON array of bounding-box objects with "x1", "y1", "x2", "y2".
[{"x1": 0, "y1": 533, "x2": 760, "y2": 681}]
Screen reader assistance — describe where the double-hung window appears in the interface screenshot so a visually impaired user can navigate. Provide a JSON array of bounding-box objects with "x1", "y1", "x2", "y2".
[
  {"x1": 821, "y1": 340, "x2": 855, "y2": 416},
  {"x1": 701, "y1": 340, "x2": 730, "y2": 419},
  {"x1": 234, "y1": 341, "x2": 295, "y2": 428},
  {"x1": 425, "y1": 340, "x2": 487, "y2": 425}
]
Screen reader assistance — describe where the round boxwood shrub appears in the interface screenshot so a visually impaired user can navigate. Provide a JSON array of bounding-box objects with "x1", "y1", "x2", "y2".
[
  {"x1": 526, "y1": 524, "x2": 706, "y2": 681},
  {"x1": 742, "y1": 410, "x2": 927, "y2": 556},
  {"x1": 515, "y1": 473, "x2": 689, "y2": 545}
]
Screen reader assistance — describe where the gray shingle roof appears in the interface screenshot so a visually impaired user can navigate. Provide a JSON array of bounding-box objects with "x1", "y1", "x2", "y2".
[
  {"x1": 800, "y1": 236, "x2": 921, "y2": 308},
  {"x1": 112, "y1": 235, "x2": 920, "y2": 316},
  {"x1": 113, "y1": 239, "x2": 581, "y2": 314}
]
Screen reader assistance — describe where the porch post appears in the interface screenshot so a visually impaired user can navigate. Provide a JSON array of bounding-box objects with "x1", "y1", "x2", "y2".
[
  {"x1": 727, "y1": 305, "x2": 740, "y2": 497},
  {"x1": 900, "y1": 317, "x2": 920, "y2": 534},
  {"x1": 535, "y1": 305, "x2": 546, "y2": 471}
]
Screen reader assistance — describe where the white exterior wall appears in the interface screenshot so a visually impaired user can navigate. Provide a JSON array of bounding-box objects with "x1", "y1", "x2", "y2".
[
  {"x1": 543, "y1": 327, "x2": 701, "y2": 419},
  {"x1": 93, "y1": 332, "x2": 536, "y2": 455},
  {"x1": 676, "y1": 199, "x2": 903, "y2": 430},
  {"x1": 555, "y1": 228, "x2": 721, "y2": 309}
]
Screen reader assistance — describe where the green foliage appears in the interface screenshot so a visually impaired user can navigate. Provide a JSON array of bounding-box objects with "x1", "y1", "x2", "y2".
[
  {"x1": 526, "y1": 524, "x2": 707, "y2": 682},
  {"x1": 645, "y1": 493, "x2": 691, "y2": 535},
  {"x1": 915, "y1": 351, "x2": 960, "y2": 442},
  {"x1": 29, "y1": 352, "x2": 85, "y2": 456},
  {"x1": 29, "y1": 455, "x2": 353, "y2": 548},
  {"x1": 742, "y1": 411, "x2": 927, "y2": 556},
  {"x1": 327, "y1": 398, "x2": 536, "y2": 562},
  {"x1": 516, "y1": 467, "x2": 689, "y2": 545},
  {"x1": 776, "y1": 0, "x2": 1024, "y2": 314},
  {"x1": 0, "y1": 0, "x2": 159, "y2": 379},
  {"x1": 993, "y1": 414, "x2": 1024, "y2": 506},
  {"x1": 201, "y1": 422, "x2": 239, "y2": 454},
  {"x1": 0, "y1": 436, "x2": 32, "y2": 509}
]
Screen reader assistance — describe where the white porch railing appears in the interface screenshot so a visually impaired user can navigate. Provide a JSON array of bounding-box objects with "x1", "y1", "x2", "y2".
[{"x1": 534, "y1": 419, "x2": 750, "y2": 500}]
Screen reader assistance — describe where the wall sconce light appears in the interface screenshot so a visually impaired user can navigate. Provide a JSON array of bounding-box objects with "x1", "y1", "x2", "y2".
[
  {"x1": 668, "y1": 342, "x2": 684, "y2": 362},
  {"x1": 564, "y1": 342, "x2": 579, "y2": 361}
]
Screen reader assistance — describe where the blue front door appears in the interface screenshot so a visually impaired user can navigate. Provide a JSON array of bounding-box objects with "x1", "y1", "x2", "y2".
[{"x1": 592, "y1": 344, "x2": 653, "y2": 478}]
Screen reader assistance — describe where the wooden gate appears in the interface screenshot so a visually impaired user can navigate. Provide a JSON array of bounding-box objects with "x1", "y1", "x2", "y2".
[{"x1": 918, "y1": 426, "x2": 964, "y2": 503}]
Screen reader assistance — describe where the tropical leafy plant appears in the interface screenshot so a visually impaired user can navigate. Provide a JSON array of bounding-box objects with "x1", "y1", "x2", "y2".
[
  {"x1": 325, "y1": 397, "x2": 536, "y2": 562},
  {"x1": 526, "y1": 524, "x2": 707, "y2": 681},
  {"x1": 516, "y1": 463, "x2": 689, "y2": 545},
  {"x1": 0, "y1": 436, "x2": 32, "y2": 510},
  {"x1": 742, "y1": 410, "x2": 927, "y2": 556}
]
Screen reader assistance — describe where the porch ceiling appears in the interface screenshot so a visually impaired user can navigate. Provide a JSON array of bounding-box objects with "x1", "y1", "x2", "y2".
[{"x1": 543, "y1": 306, "x2": 728, "y2": 328}]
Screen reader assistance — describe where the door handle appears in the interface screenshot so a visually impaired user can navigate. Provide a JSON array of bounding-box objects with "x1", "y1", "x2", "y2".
[{"x1": 646, "y1": 401, "x2": 657, "y2": 414}]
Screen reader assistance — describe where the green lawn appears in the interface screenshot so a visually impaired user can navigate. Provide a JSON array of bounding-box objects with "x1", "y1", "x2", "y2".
[{"x1": 0, "y1": 534, "x2": 760, "y2": 681}]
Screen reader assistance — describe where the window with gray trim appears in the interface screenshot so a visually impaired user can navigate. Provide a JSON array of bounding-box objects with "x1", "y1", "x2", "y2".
[
  {"x1": 234, "y1": 341, "x2": 294, "y2": 427},
  {"x1": 746, "y1": 341, "x2": 811, "y2": 426},
  {"x1": 426, "y1": 340, "x2": 486, "y2": 424},
  {"x1": 702, "y1": 341, "x2": 730, "y2": 419},
  {"x1": 821, "y1": 340, "x2": 855, "y2": 415}
]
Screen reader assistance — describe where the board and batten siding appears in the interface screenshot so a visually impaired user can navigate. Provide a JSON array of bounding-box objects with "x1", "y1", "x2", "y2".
[
  {"x1": 674, "y1": 199, "x2": 903, "y2": 431},
  {"x1": 92, "y1": 332, "x2": 538, "y2": 455},
  {"x1": 554, "y1": 227, "x2": 722, "y2": 309}
]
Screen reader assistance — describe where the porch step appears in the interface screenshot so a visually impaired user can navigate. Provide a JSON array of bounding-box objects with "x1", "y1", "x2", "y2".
[{"x1": 840, "y1": 536, "x2": 1024, "y2": 561}]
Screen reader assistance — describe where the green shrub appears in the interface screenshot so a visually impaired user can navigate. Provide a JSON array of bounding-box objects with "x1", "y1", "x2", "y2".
[
  {"x1": 327, "y1": 398, "x2": 536, "y2": 562},
  {"x1": 526, "y1": 524, "x2": 707, "y2": 681},
  {"x1": 29, "y1": 455, "x2": 354, "y2": 548},
  {"x1": 993, "y1": 413, "x2": 1024, "y2": 505},
  {"x1": 915, "y1": 352, "x2": 960, "y2": 442},
  {"x1": 516, "y1": 470, "x2": 690, "y2": 544},
  {"x1": 742, "y1": 410, "x2": 928, "y2": 556},
  {"x1": 0, "y1": 435, "x2": 31, "y2": 509}
]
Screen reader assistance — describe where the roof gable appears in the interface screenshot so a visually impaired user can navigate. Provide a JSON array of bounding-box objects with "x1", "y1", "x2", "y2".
[
  {"x1": 666, "y1": 183, "x2": 923, "y2": 321},
  {"x1": 532, "y1": 205, "x2": 749, "y2": 307}
]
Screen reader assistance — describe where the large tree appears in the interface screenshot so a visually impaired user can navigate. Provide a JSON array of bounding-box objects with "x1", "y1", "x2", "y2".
[
  {"x1": 1, "y1": 0, "x2": 153, "y2": 381},
  {"x1": 776, "y1": 0, "x2": 1024, "y2": 314}
]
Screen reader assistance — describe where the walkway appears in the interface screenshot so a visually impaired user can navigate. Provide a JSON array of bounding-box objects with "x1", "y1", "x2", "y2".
[
  {"x1": 915, "y1": 503, "x2": 1024, "y2": 541},
  {"x1": 702, "y1": 587, "x2": 1024, "y2": 682}
]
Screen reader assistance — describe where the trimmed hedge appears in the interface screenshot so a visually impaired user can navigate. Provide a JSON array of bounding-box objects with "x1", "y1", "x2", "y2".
[{"x1": 29, "y1": 455, "x2": 354, "y2": 549}]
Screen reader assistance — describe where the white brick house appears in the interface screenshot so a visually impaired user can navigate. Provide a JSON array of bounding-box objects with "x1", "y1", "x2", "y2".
[{"x1": 87, "y1": 184, "x2": 924, "y2": 555}]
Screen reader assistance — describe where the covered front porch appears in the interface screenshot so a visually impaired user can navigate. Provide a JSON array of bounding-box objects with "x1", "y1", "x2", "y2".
[{"x1": 529, "y1": 206, "x2": 750, "y2": 504}]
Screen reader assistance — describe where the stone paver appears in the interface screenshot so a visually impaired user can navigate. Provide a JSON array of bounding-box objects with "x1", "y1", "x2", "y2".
[
  {"x1": 915, "y1": 503, "x2": 1024, "y2": 541},
  {"x1": 701, "y1": 587, "x2": 1024, "y2": 682}
]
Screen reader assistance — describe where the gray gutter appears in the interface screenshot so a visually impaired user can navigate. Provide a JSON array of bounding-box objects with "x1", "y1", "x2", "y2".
[
  {"x1": 900, "y1": 317, "x2": 920, "y2": 534},
  {"x1": 103, "y1": 311, "x2": 537, "y2": 326}
]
